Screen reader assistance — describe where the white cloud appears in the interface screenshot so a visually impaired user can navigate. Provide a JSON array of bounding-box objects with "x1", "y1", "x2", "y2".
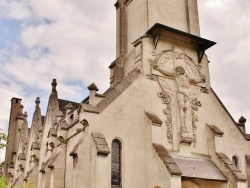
[
  {"x1": 199, "y1": 0, "x2": 250, "y2": 130},
  {"x1": 0, "y1": 0, "x2": 250, "y2": 162},
  {"x1": 1, "y1": 0, "x2": 115, "y2": 89},
  {"x1": 0, "y1": 0, "x2": 31, "y2": 20},
  {"x1": 0, "y1": 0, "x2": 116, "y2": 135}
]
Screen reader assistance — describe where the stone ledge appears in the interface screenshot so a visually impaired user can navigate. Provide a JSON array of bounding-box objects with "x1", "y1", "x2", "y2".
[
  {"x1": 145, "y1": 111, "x2": 163, "y2": 126},
  {"x1": 216, "y1": 152, "x2": 246, "y2": 181},
  {"x1": 153, "y1": 143, "x2": 182, "y2": 175},
  {"x1": 69, "y1": 137, "x2": 85, "y2": 158},
  {"x1": 207, "y1": 124, "x2": 224, "y2": 136},
  {"x1": 92, "y1": 132, "x2": 110, "y2": 155},
  {"x1": 245, "y1": 155, "x2": 250, "y2": 164}
]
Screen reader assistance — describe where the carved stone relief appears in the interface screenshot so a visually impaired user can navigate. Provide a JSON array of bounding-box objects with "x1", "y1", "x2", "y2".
[
  {"x1": 148, "y1": 47, "x2": 205, "y2": 145},
  {"x1": 158, "y1": 90, "x2": 173, "y2": 143},
  {"x1": 200, "y1": 87, "x2": 209, "y2": 94}
]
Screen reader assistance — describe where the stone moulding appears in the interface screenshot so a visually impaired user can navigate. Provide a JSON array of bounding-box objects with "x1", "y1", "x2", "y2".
[
  {"x1": 146, "y1": 23, "x2": 216, "y2": 63},
  {"x1": 8, "y1": 162, "x2": 14, "y2": 175},
  {"x1": 23, "y1": 164, "x2": 36, "y2": 181},
  {"x1": 92, "y1": 132, "x2": 110, "y2": 156},
  {"x1": 31, "y1": 142, "x2": 40, "y2": 150},
  {"x1": 69, "y1": 136, "x2": 86, "y2": 158},
  {"x1": 145, "y1": 111, "x2": 163, "y2": 126},
  {"x1": 66, "y1": 122, "x2": 88, "y2": 141},
  {"x1": 98, "y1": 68, "x2": 141, "y2": 111},
  {"x1": 80, "y1": 68, "x2": 141, "y2": 115},
  {"x1": 12, "y1": 174, "x2": 21, "y2": 187},
  {"x1": 153, "y1": 143, "x2": 182, "y2": 175},
  {"x1": 66, "y1": 118, "x2": 79, "y2": 130},
  {"x1": 39, "y1": 150, "x2": 61, "y2": 172},
  {"x1": 18, "y1": 153, "x2": 26, "y2": 160},
  {"x1": 216, "y1": 152, "x2": 246, "y2": 181},
  {"x1": 49, "y1": 128, "x2": 57, "y2": 137},
  {"x1": 245, "y1": 155, "x2": 250, "y2": 164},
  {"x1": 207, "y1": 124, "x2": 224, "y2": 137},
  {"x1": 9, "y1": 162, "x2": 15, "y2": 168}
]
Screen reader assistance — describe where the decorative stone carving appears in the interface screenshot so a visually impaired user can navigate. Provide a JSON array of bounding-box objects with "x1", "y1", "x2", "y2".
[
  {"x1": 158, "y1": 90, "x2": 173, "y2": 143},
  {"x1": 146, "y1": 74, "x2": 158, "y2": 81},
  {"x1": 200, "y1": 87, "x2": 209, "y2": 94},
  {"x1": 20, "y1": 112, "x2": 29, "y2": 154},
  {"x1": 149, "y1": 47, "x2": 204, "y2": 145}
]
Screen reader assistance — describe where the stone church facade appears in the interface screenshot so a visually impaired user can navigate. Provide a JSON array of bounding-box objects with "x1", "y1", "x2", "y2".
[{"x1": 4, "y1": 0, "x2": 250, "y2": 188}]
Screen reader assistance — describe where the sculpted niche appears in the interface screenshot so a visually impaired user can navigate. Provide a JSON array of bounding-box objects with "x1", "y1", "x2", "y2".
[{"x1": 149, "y1": 47, "x2": 205, "y2": 145}]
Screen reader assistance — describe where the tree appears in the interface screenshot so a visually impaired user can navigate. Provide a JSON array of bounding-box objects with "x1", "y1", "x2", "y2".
[
  {"x1": 0, "y1": 175, "x2": 7, "y2": 188},
  {"x1": 0, "y1": 176, "x2": 35, "y2": 188},
  {"x1": 0, "y1": 129, "x2": 7, "y2": 150}
]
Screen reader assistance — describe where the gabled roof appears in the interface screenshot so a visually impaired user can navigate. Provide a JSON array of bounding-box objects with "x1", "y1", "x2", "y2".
[
  {"x1": 58, "y1": 99, "x2": 79, "y2": 115},
  {"x1": 87, "y1": 83, "x2": 99, "y2": 91},
  {"x1": 211, "y1": 88, "x2": 250, "y2": 141},
  {"x1": 173, "y1": 156, "x2": 227, "y2": 181},
  {"x1": 81, "y1": 68, "x2": 141, "y2": 113},
  {"x1": 146, "y1": 23, "x2": 216, "y2": 62}
]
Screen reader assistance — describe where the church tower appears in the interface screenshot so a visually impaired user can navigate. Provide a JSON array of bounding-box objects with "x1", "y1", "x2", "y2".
[
  {"x1": 111, "y1": 0, "x2": 217, "y2": 149},
  {"x1": 115, "y1": 0, "x2": 200, "y2": 55},
  {"x1": 111, "y1": 0, "x2": 215, "y2": 88},
  {"x1": 5, "y1": 1, "x2": 250, "y2": 188}
]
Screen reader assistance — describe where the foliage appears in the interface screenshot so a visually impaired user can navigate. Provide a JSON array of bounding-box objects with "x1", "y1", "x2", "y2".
[
  {"x1": 0, "y1": 129, "x2": 7, "y2": 150},
  {"x1": 21, "y1": 181, "x2": 35, "y2": 188},
  {"x1": 0, "y1": 175, "x2": 7, "y2": 188},
  {"x1": 0, "y1": 176, "x2": 35, "y2": 188}
]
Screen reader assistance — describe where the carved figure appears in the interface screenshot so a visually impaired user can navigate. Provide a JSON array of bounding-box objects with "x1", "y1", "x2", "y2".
[{"x1": 154, "y1": 64, "x2": 205, "y2": 135}]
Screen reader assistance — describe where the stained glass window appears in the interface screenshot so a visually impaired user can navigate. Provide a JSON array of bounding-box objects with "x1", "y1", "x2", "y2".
[{"x1": 111, "y1": 140, "x2": 121, "y2": 186}]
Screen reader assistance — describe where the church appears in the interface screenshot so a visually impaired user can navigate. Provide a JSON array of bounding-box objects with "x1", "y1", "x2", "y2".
[{"x1": 3, "y1": 0, "x2": 250, "y2": 188}]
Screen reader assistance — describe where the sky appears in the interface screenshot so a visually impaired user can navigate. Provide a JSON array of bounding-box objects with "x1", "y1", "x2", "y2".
[{"x1": 0, "y1": 0, "x2": 250, "y2": 161}]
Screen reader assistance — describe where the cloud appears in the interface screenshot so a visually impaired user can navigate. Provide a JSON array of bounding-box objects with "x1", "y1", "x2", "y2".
[
  {"x1": 199, "y1": 0, "x2": 250, "y2": 131},
  {"x1": 0, "y1": 0, "x2": 31, "y2": 20},
  {"x1": 2, "y1": 0, "x2": 115, "y2": 90},
  {"x1": 0, "y1": 0, "x2": 116, "y2": 132},
  {"x1": 0, "y1": 0, "x2": 250, "y2": 140}
]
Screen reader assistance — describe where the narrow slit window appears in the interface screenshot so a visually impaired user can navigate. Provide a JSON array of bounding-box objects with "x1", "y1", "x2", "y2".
[
  {"x1": 232, "y1": 156, "x2": 239, "y2": 168},
  {"x1": 111, "y1": 139, "x2": 121, "y2": 187}
]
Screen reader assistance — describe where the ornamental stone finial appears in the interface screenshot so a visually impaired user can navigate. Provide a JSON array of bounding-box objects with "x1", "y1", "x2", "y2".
[
  {"x1": 23, "y1": 111, "x2": 28, "y2": 119},
  {"x1": 35, "y1": 97, "x2": 40, "y2": 107},
  {"x1": 51, "y1": 79, "x2": 57, "y2": 92}
]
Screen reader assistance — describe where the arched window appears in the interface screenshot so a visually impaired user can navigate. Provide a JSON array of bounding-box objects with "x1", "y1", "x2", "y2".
[
  {"x1": 232, "y1": 156, "x2": 239, "y2": 168},
  {"x1": 70, "y1": 114, "x2": 74, "y2": 121},
  {"x1": 111, "y1": 139, "x2": 121, "y2": 187}
]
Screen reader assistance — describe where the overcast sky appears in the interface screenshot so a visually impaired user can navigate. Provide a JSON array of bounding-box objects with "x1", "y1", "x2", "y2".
[{"x1": 0, "y1": 0, "x2": 250, "y2": 160}]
